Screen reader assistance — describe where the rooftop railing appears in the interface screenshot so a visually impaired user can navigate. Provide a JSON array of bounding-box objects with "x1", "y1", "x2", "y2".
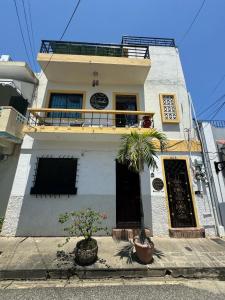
[
  {"x1": 40, "y1": 40, "x2": 150, "y2": 59},
  {"x1": 27, "y1": 108, "x2": 154, "y2": 130},
  {"x1": 200, "y1": 120, "x2": 225, "y2": 128},
  {"x1": 122, "y1": 36, "x2": 176, "y2": 47}
]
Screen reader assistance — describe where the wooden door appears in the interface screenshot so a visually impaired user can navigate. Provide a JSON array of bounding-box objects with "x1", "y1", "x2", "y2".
[{"x1": 116, "y1": 161, "x2": 141, "y2": 228}]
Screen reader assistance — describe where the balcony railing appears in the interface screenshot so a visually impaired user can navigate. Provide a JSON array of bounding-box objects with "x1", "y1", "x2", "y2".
[
  {"x1": 0, "y1": 106, "x2": 26, "y2": 141},
  {"x1": 27, "y1": 108, "x2": 154, "y2": 130},
  {"x1": 122, "y1": 36, "x2": 176, "y2": 47},
  {"x1": 40, "y1": 40, "x2": 150, "y2": 59},
  {"x1": 201, "y1": 120, "x2": 225, "y2": 128}
]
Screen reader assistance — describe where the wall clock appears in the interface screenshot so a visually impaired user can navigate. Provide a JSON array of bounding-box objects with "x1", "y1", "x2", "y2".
[{"x1": 90, "y1": 93, "x2": 109, "y2": 110}]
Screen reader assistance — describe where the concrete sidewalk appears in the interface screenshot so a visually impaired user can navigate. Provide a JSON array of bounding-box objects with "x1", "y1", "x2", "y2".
[{"x1": 0, "y1": 237, "x2": 225, "y2": 280}]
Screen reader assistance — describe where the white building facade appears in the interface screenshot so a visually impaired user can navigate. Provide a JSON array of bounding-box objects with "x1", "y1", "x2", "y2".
[
  {"x1": 198, "y1": 120, "x2": 225, "y2": 236},
  {"x1": 1, "y1": 36, "x2": 217, "y2": 237}
]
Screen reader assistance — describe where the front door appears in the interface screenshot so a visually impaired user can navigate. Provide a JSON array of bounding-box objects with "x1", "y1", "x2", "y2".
[
  {"x1": 116, "y1": 161, "x2": 141, "y2": 228},
  {"x1": 115, "y1": 95, "x2": 138, "y2": 127},
  {"x1": 164, "y1": 159, "x2": 197, "y2": 228}
]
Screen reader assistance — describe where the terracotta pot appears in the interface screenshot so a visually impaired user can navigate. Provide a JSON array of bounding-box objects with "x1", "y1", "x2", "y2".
[
  {"x1": 75, "y1": 238, "x2": 98, "y2": 266},
  {"x1": 142, "y1": 116, "x2": 152, "y2": 128},
  {"x1": 133, "y1": 236, "x2": 154, "y2": 264}
]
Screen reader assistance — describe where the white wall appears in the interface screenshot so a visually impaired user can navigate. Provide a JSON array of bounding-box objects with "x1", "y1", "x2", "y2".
[{"x1": 2, "y1": 136, "x2": 153, "y2": 236}]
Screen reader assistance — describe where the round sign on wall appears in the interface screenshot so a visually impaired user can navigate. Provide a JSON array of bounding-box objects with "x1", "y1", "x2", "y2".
[
  {"x1": 152, "y1": 178, "x2": 164, "y2": 191},
  {"x1": 90, "y1": 93, "x2": 109, "y2": 110}
]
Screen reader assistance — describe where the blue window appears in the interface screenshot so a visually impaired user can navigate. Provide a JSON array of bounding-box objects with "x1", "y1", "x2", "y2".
[{"x1": 48, "y1": 93, "x2": 83, "y2": 118}]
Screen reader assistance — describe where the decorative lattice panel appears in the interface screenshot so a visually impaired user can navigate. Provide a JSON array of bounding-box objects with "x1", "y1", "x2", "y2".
[{"x1": 160, "y1": 94, "x2": 179, "y2": 123}]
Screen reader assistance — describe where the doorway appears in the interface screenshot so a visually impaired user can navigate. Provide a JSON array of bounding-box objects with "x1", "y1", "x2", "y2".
[
  {"x1": 116, "y1": 161, "x2": 141, "y2": 228},
  {"x1": 164, "y1": 159, "x2": 197, "y2": 228},
  {"x1": 115, "y1": 95, "x2": 138, "y2": 127}
]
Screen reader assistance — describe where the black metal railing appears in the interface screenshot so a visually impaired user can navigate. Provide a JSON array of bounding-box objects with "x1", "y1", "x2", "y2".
[
  {"x1": 27, "y1": 109, "x2": 154, "y2": 129},
  {"x1": 200, "y1": 120, "x2": 225, "y2": 128},
  {"x1": 122, "y1": 36, "x2": 176, "y2": 47},
  {"x1": 40, "y1": 40, "x2": 150, "y2": 59}
]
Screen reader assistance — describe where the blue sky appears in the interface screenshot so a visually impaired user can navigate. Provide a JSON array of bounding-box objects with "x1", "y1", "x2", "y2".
[{"x1": 1, "y1": 0, "x2": 225, "y2": 119}]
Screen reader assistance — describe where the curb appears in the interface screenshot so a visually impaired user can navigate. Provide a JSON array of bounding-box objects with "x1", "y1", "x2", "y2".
[{"x1": 1, "y1": 267, "x2": 225, "y2": 280}]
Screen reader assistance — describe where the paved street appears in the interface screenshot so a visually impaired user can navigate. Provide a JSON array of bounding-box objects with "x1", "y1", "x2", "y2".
[{"x1": 0, "y1": 279, "x2": 225, "y2": 300}]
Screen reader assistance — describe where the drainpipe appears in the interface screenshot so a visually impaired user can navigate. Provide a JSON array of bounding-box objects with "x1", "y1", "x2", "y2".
[{"x1": 188, "y1": 93, "x2": 222, "y2": 237}]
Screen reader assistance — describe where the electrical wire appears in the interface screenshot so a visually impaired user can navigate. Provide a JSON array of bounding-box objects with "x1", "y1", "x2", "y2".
[
  {"x1": 38, "y1": 0, "x2": 82, "y2": 79},
  {"x1": 197, "y1": 92, "x2": 225, "y2": 117},
  {"x1": 13, "y1": 0, "x2": 33, "y2": 68},
  {"x1": 27, "y1": 0, "x2": 36, "y2": 53},
  {"x1": 210, "y1": 73, "x2": 225, "y2": 97},
  {"x1": 21, "y1": 0, "x2": 37, "y2": 70},
  {"x1": 179, "y1": 0, "x2": 206, "y2": 45},
  {"x1": 201, "y1": 101, "x2": 225, "y2": 131},
  {"x1": 207, "y1": 101, "x2": 225, "y2": 120},
  {"x1": 59, "y1": 0, "x2": 82, "y2": 40}
]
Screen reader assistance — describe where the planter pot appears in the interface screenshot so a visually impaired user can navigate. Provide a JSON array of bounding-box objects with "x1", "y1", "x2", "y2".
[
  {"x1": 75, "y1": 238, "x2": 98, "y2": 266},
  {"x1": 133, "y1": 236, "x2": 154, "y2": 264}
]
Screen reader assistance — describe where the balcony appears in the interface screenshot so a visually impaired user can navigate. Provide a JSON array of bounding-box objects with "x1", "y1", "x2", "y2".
[
  {"x1": 24, "y1": 108, "x2": 154, "y2": 142},
  {"x1": 37, "y1": 40, "x2": 151, "y2": 84},
  {"x1": 0, "y1": 106, "x2": 26, "y2": 145}
]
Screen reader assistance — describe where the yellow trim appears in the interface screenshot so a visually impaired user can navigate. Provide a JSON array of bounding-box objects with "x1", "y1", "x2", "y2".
[
  {"x1": 24, "y1": 118, "x2": 201, "y2": 153},
  {"x1": 28, "y1": 108, "x2": 153, "y2": 116},
  {"x1": 159, "y1": 93, "x2": 180, "y2": 124},
  {"x1": 157, "y1": 139, "x2": 201, "y2": 152},
  {"x1": 45, "y1": 90, "x2": 86, "y2": 110},
  {"x1": 38, "y1": 53, "x2": 151, "y2": 67},
  {"x1": 24, "y1": 126, "x2": 155, "y2": 135},
  {"x1": 161, "y1": 156, "x2": 200, "y2": 229}
]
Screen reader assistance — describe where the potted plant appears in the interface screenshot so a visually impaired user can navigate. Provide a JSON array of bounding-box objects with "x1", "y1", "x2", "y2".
[
  {"x1": 117, "y1": 130, "x2": 167, "y2": 264},
  {"x1": 58, "y1": 209, "x2": 108, "y2": 266}
]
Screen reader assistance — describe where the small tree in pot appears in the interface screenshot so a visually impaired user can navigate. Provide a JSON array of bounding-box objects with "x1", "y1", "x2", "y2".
[
  {"x1": 117, "y1": 130, "x2": 167, "y2": 264},
  {"x1": 58, "y1": 209, "x2": 108, "y2": 266}
]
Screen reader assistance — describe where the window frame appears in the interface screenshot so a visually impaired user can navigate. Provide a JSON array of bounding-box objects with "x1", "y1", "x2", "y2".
[
  {"x1": 30, "y1": 157, "x2": 78, "y2": 196},
  {"x1": 159, "y1": 93, "x2": 180, "y2": 124},
  {"x1": 45, "y1": 90, "x2": 86, "y2": 110}
]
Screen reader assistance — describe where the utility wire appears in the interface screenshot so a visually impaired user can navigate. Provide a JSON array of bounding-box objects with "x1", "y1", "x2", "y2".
[
  {"x1": 197, "y1": 92, "x2": 225, "y2": 117},
  {"x1": 59, "y1": 0, "x2": 82, "y2": 40},
  {"x1": 210, "y1": 73, "x2": 225, "y2": 97},
  {"x1": 27, "y1": 0, "x2": 36, "y2": 52},
  {"x1": 39, "y1": 0, "x2": 82, "y2": 79},
  {"x1": 13, "y1": 0, "x2": 33, "y2": 68},
  {"x1": 179, "y1": 0, "x2": 206, "y2": 45},
  {"x1": 205, "y1": 101, "x2": 225, "y2": 120},
  {"x1": 22, "y1": 0, "x2": 37, "y2": 69}
]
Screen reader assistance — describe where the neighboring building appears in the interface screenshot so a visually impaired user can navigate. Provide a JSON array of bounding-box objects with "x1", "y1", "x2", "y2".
[
  {"x1": 0, "y1": 55, "x2": 38, "y2": 218},
  {"x1": 198, "y1": 120, "x2": 225, "y2": 236},
  {"x1": 1, "y1": 36, "x2": 217, "y2": 237}
]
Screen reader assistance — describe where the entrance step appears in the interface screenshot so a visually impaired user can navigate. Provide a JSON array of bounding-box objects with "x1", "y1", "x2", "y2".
[
  {"x1": 169, "y1": 228, "x2": 205, "y2": 238},
  {"x1": 112, "y1": 228, "x2": 152, "y2": 241}
]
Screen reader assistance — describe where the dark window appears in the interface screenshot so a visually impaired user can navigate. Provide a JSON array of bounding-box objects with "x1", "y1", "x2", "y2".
[
  {"x1": 48, "y1": 93, "x2": 83, "y2": 118},
  {"x1": 115, "y1": 95, "x2": 138, "y2": 127},
  {"x1": 30, "y1": 158, "x2": 78, "y2": 195},
  {"x1": 9, "y1": 96, "x2": 28, "y2": 116}
]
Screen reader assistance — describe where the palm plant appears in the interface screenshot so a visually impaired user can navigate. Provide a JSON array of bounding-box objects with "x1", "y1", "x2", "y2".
[{"x1": 117, "y1": 130, "x2": 167, "y2": 244}]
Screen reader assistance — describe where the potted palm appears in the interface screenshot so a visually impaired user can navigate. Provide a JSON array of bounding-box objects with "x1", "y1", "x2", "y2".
[
  {"x1": 117, "y1": 130, "x2": 167, "y2": 264},
  {"x1": 58, "y1": 209, "x2": 108, "y2": 266}
]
